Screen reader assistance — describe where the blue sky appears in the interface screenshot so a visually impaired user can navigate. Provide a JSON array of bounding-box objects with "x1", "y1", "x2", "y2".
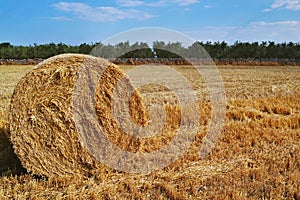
[{"x1": 0, "y1": 0, "x2": 300, "y2": 45}]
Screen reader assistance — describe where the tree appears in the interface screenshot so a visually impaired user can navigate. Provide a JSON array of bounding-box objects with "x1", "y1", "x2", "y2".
[
  {"x1": 119, "y1": 42, "x2": 154, "y2": 58},
  {"x1": 0, "y1": 42, "x2": 14, "y2": 59},
  {"x1": 153, "y1": 41, "x2": 184, "y2": 58}
]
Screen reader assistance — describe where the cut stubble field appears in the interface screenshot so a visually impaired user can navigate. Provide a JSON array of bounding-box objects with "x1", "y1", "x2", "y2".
[{"x1": 0, "y1": 64, "x2": 299, "y2": 199}]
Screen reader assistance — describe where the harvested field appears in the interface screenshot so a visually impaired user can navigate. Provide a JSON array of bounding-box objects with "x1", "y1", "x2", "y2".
[
  {"x1": 0, "y1": 61, "x2": 299, "y2": 199},
  {"x1": 0, "y1": 65, "x2": 33, "y2": 112}
]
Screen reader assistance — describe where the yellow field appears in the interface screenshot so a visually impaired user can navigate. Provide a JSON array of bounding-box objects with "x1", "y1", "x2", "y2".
[{"x1": 0, "y1": 65, "x2": 299, "y2": 199}]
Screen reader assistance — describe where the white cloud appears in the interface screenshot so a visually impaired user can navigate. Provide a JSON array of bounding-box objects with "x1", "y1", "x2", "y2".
[
  {"x1": 116, "y1": 0, "x2": 166, "y2": 7},
  {"x1": 264, "y1": 0, "x2": 300, "y2": 11},
  {"x1": 203, "y1": 5, "x2": 212, "y2": 8},
  {"x1": 271, "y1": 0, "x2": 287, "y2": 8},
  {"x1": 251, "y1": 21, "x2": 300, "y2": 26},
  {"x1": 50, "y1": 16, "x2": 71, "y2": 21},
  {"x1": 186, "y1": 21, "x2": 300, "y2": 43},
  {"x1": 52, "y1": 2, "x2": 154, "y2": 22},
  {"x1": 116, "y1": 0, "x2": 145, "y2": 7},
  {"x1": 147, "y1": 1, "x2": 166, "y2": 7},
  {"x1": 185, "y1": 26, "x2": 234, "y2": 42},
  {"x1": 262, "y1": 8, "x2": 272, "y2": 12},
  {"x1": 286, "y1": 3, "x2": 300, "y2": 10},
  {"x1": 175, "y1": 0, "x2": 200, "y2": 6},
  {"x1": 116, "y1": 0, "x2": 199, "y2": 7},
  {"x1": 233, "y1": 20, "x2": 300, "y2": 42}
]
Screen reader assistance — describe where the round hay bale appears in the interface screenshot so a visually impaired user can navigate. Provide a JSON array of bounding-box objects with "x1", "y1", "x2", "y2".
[
  {"x1": 9, "y1": 54, "x2": 152, "y2": 177},
  {"x1": 9, "y1": 54, "x2": 185, "y2": 177}
]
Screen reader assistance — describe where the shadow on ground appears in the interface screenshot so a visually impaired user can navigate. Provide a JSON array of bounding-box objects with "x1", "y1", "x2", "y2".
[{"x1": 0, "y1": 127, "x2": 27, "y2": 176}]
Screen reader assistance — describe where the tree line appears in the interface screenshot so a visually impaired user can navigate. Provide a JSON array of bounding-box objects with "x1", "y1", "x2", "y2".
[{"x1": 0, "y1": 41, "x2": 299, "y2": 60}]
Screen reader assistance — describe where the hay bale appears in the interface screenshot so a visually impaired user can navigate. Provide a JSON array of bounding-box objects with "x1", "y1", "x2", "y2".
[
  {"x1": 9, "y1": 54, "x2": 150, "y2": 177},
  {"x1": 9, "y1": 54, "x2": 182, "y2": 177}
]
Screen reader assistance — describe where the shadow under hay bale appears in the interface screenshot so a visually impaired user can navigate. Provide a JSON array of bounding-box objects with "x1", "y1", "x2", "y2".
[{"x1": 0, "y1": 127, "x2": 26, "y2": 176}]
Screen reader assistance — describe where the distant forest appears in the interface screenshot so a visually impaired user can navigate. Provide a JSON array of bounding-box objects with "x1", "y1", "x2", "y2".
[{"x1": 0, "y1": 41, "x2": 300, "y2": 60}]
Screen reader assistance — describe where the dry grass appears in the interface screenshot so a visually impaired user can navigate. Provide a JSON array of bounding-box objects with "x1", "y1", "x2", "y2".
[
  {"x1": 0, "y1": 65, "x2": 33, "y2": 111},
  {"x1": 0, "y1": 62, "x2": 299, "y2": 199}
]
